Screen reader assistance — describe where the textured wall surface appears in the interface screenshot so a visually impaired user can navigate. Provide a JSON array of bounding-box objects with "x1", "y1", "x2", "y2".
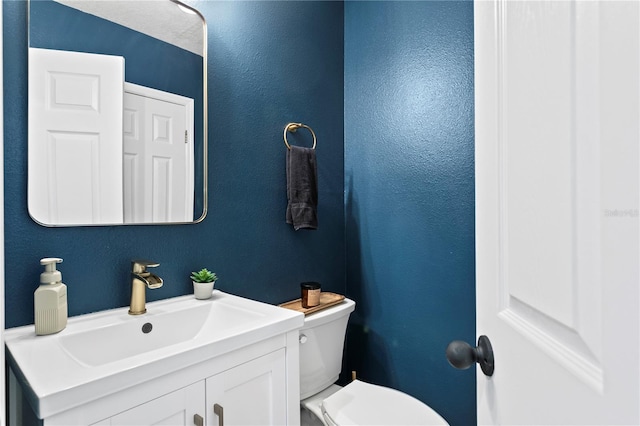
[
  {"x1": 4, "y1": 0, "x2": 345, "y2": 328},
  {"x1": 344, "y1": 2, "x2": 476, "y2": 425}
]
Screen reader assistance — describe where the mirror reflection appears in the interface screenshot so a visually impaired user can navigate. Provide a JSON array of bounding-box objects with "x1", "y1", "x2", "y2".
[{"x1": 28, "y1": 0, "x2": 207, "y2": 225}]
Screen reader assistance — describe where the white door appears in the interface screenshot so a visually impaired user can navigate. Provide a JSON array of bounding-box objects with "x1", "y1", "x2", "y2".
[
  {"x1": 475, "y1": 1, "x2": 639, "y2": 424},
  {"x1": 205, "y1": 350, "x2": 287, "y2": 426},
  {"x1": 28, "y1": 48, "x2": 124, "y2": 225},
  {"x1": 123, "y1": 83, "x2": 194, "y2": 223}
]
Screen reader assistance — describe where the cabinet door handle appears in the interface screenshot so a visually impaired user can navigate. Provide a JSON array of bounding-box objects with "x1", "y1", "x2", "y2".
[
  {"x1": 193, "y1": 414, "x2": 204, "y2": 426},
  {"x1": 213, "y1": 403, "x2": 224, "y2": 426}
]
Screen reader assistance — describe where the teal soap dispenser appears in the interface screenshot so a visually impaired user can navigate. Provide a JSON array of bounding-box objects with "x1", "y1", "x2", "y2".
[{"x1": 34, "y1": 257, "x2": 68, "y2": 335}]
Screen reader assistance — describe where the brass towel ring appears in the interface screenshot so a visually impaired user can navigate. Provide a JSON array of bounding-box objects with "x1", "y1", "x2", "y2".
[{"x1": 284, "y1": 122, "x2": 317, "y2": 150}]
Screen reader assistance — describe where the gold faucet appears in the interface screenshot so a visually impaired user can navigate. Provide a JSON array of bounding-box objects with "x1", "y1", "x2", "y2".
[{"x1": 129, "y1": 260, "x2": 163, "y2": 315}]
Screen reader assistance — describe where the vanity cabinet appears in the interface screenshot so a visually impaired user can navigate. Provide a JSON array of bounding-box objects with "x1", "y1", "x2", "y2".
[
  {"x1": 6, "y1": 292, "x2": 304, "y2": 426},
  {"x1": 90, "y1": 349, "x2": 286, "y2": 426},
  {"x1": 205, "y1": 349, "x2": 286, "y2": 426},
  {"x1": 94, "y1": 382, "x2": 205, "y2": 426}
]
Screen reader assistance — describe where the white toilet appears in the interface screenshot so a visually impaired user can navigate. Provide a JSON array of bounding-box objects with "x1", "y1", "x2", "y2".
[{"x1": 299, "y1": 297, "x2": 449, "y2": 426}]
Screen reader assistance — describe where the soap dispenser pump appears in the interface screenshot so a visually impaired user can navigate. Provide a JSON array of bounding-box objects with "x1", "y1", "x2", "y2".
[{"x1": 34, "y1": 257, "x2": 68, "y2": 335}]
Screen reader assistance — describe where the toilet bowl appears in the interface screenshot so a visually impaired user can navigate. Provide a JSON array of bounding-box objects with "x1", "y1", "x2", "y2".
[{"x1": 299, "y1": 298, "x2": 448, "y2": 426}]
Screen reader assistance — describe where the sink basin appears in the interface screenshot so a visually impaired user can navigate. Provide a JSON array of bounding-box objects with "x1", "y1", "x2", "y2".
[
  {"x1": 59, "y1": 302, "x2": 209, "y2": 367},
  {"x1": 5, "y1": 290, "x2": 304, "y2": 419},
  {"x1": 59, "y1": 298, "x2": 262, "y2": 366}
]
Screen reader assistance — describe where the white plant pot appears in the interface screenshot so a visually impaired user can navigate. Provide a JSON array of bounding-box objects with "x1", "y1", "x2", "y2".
[{"x1": 193, "y1": 280, "x2": 215, "y2": 300}]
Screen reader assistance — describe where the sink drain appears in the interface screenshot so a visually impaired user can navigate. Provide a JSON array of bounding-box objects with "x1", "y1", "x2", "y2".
[{"x1": 142, "y1": 322, "x2": 153, "y2": 334}]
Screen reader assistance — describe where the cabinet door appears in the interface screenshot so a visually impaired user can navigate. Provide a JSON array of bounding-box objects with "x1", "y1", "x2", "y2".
[
  {"x1": 106, "y1": 381, "x2": 205, "y2": 425},
  {"x1": 206, "y1": 349, "x2": 286, "y2": 426}
]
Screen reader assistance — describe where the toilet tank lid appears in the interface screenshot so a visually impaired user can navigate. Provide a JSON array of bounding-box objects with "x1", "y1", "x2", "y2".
[
  {"x1": 301, "y1": 297, "x2": 355, "y2": 329},
  {"x1": 321, "y1": 380, "x2": 448, "y2": 426}
]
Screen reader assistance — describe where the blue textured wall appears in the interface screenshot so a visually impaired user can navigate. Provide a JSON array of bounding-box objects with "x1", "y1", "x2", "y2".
[
  {"x1": 4, "y1": 0, "x2": 345, "y2": 328},
  {"x1": 344, "y1": 2, "x2": 476, "y2": 425}
]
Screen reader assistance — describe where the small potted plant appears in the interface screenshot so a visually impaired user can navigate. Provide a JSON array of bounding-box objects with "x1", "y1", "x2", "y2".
[{"x1": 190, "y1": 268, "x2": 218, "y2": 300}]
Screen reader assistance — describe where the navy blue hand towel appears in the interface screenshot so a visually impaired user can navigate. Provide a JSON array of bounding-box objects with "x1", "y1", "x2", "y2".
[{"x1": 286, "y1": 145, "x2": 318, "y2": 230}]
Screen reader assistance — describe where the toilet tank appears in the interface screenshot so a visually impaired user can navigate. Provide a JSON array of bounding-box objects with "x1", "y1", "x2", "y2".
[{"x1": 299, "y1": 298, "x2": 356, "y2": 400}]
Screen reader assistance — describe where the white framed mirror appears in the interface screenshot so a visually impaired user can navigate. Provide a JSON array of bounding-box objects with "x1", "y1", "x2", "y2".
[{"x1": 28, "y1": 0, "x2": 207, "y2": 226}]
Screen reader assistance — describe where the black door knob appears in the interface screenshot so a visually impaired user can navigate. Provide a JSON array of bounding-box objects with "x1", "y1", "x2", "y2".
[{"x1": 446, "y1": 335, "x2": 494, "y2": 376}]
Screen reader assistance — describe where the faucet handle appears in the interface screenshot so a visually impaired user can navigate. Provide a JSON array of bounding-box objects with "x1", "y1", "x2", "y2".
[{"x1": 132, "y1": 259, "x2": 160, "y2": 273}]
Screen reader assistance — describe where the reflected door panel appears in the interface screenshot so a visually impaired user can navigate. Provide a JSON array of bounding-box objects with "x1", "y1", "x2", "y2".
[
  {"x1": 124, "y1": 85, "x2": 194, "y2": 223},
  {"x1": 28, "y1": 48, "x2": 124, "y2": 225}
]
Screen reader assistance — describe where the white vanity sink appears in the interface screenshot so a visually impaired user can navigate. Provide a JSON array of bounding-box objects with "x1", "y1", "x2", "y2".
[
  {"x1": 59, "y1": 296, "x2": 263, "y2": 367},
  {"x1": 5, "y1": 291, "x2": 304, "y2": 422}
]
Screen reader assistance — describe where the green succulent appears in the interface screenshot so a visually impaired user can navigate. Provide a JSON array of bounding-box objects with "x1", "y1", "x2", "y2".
[{"x1": 190, "y1": 268, "x2": 218, "y2": 283}]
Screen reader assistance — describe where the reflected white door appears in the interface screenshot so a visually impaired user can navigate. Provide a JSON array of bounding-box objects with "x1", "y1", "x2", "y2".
[
  {"x1": 123, "y1": 84, "x2": 194, "y2": 223},
  {"x1": 475, "y1": 1, "x2": 639, "y2": 424},
  {"x1": 28, "y1": 48, "x2": 124, "y2": 225}
]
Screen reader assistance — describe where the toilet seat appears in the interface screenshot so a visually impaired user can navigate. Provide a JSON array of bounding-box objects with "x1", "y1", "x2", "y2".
[{"x1": 321, "y1": 380, "x2": 448, "y2": 426}]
